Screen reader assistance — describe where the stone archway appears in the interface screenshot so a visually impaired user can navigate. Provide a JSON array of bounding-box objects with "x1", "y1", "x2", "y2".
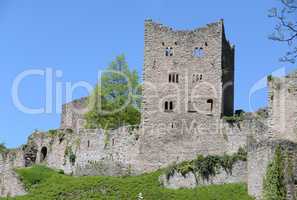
[{"x1": 40, "y1": 147, "x2": 47, "y2": 162}]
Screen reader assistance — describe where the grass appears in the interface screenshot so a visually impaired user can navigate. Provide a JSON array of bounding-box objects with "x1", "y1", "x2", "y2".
[{"x1": 2, "y1": 165, "x2": 254, "y2": 200}]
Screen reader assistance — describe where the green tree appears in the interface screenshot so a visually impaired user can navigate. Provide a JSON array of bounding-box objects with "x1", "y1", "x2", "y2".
[
  {"x1": 85, "y1": 55, "x2": 141, "y2": 129},
  {"x1": 0, "y1": 143, "x2": 7, "y2": 154},
  {"x1": 263, "y1": 146, "x2": 287, "y2": 200}
]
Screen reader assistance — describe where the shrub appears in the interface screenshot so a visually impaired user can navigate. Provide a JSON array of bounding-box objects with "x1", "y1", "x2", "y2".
[
  {"x1": 48, "y1": 129, "x2": 58, "y2": 136},
  {"x1": 165, "y1": 148, "x2": 247, "y2": 181}
]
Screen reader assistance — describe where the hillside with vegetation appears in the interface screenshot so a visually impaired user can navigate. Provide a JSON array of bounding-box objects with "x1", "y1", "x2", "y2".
[{"x1": 1, "y1": 165, "x2": 254, "y2": 200}]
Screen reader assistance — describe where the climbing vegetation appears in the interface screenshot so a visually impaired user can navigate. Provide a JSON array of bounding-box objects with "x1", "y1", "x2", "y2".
[
  {"x1": 165, "y1": 147, "x2": 247, "y2": 181},
  {"x1": 263, "y1": 145, "x2": 287, "y2": 200}
]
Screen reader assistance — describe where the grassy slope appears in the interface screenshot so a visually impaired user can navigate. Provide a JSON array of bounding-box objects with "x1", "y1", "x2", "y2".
[{"x1": 3, "y1": 166, "x2": 254, "y2": 200}]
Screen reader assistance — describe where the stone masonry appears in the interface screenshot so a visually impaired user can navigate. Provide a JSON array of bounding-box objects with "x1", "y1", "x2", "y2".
[{"x1": 2, "y1": 20, "x2": 297, "y2": 200}]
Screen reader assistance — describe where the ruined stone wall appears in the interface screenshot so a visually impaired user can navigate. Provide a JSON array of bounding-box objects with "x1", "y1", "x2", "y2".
[
  {"x1": 60, "y1": 97, "x2": 88, "y2": 130},
  {"x1": 0, "y1": 150, "x2": 26, "y2": 198},
  {"x1": 23, "y1": 115, "x2": 263, "y2": 176},
  {"x1": 24, "y1": 127, "x2": 141, "y2": 176},
  {"x1": 268, "y1": 72, "x2": 297, "y2": 142}
]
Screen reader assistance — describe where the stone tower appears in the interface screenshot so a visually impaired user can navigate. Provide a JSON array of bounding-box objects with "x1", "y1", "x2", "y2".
[{"x1": 142, "y1": 19, "x2": 235, "y2": 135}]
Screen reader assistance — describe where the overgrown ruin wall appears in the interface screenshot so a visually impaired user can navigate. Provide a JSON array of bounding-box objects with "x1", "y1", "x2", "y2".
[
  {"x1": 248, "y1": 140, "x2": 297, "y2": 200},
  {"x1": 160, "y1": 161, "x2": 247, "y2": 189},
  {"x1": 0, "y1": 150, "x2": 26, "y2": 197}
]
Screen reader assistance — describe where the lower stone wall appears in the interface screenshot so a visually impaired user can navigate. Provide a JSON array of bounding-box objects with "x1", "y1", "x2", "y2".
[
  {"x1": 0, "y1": 151, "x2": 26, "y2": 198},
  {"x1": 160, "y1": 161, "x2": 247, "y2": 189}
]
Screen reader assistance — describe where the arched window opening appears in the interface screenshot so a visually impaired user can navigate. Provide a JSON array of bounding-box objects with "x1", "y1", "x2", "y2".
[
  {"x1": 176, "y1": 74, "x2": 179, "y2": 83},
  {"x1": 207, "y1": 99, "x2": 214, "y2": 112},
  {"x1": 169, "y1": 74, "x2": 172, "y2": 82},
  {"x1": 40, "y1": 147, "x2": 47, "y2": 162},
  {"x1": 193, "y1": 47, "x2": 205, "y2": 58}
]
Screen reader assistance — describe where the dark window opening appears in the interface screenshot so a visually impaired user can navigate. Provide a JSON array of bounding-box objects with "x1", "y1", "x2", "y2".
[
  {"x1": 165, "y1": 101, "x2": 174, "y2": 112},
  {"x1": 169, "y1": 101, "x2": 173, "y2": 110},
  {"x1": 193, "y1": 74, "x2": 202, "y2": 83},
  {"x1": 207, "y1": 99, "x2": 214, "y2": 112},
  {"x1": 162, "y1": 42, "x2": 165, "y2": 46},
  {"x1": 205, "y1": 42, "x2": 208, "y2": 46},
  {"x1": 87, "y1": 140, "x2": 90, "y2": 148},
  {"x1": 165, "y1": 101, "x2": 169, "y2": 111},
  {"x1": 169, "y1": 73, "x2": 179, "y2": 83},
  {"x1": 112, "y1": 139, "x2": 115, "y2": 146},
  {"x1": 165, "y1": 47, "x2": 173, "y2": 56},
  {"x1": 40, "y1": 147, "x2": 47, "y2": 162},
  {"x1": 175, "y1": 41, "x2": 178, "y2": 45},
  {"x1": 193, "y1": 47, "x2": 205, "y2": 58}
]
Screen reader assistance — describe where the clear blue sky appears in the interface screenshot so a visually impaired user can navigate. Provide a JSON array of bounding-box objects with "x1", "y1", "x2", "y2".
[{"x1": 0, "y1": 0, "x2": 294, "y2": 148}]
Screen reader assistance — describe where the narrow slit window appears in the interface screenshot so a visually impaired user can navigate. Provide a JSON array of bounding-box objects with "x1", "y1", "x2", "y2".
[
  {"x1": 169, "y1": 101, "x2": 173, "y2": 110},
  {"x1": 169, "y1": 73, "x2": 179, "y2": 83},
  {"x1": 207, "y1": 99, "x2": 213, "y2": 112},
  {"x1": 165, "y1": 101, "x2": 169, "y2": 111}
]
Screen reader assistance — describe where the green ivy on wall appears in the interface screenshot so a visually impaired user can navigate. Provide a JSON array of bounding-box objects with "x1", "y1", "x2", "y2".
[{"x1": 263, "y1": 146, "x2": 286, "y2": 200}]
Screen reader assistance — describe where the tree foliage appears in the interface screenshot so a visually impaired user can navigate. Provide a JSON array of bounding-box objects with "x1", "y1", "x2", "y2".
[
  {"x1": 0, "y1": 143, "x2": 7, "y2": 154},
  {"x1": 263, "y1": 146, "x2": 287, "y2": 200},
  {"x1": 269, "y1": 0, "x2": 297, "y2": 63},
  {"x1": 85, "y1": 55, "x2": 141, "y2": 130}
]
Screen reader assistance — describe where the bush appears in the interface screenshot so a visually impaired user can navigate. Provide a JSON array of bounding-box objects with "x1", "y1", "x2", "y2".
[{"x1": 165, "y1": 148, "x2": 247, "y2": 181}]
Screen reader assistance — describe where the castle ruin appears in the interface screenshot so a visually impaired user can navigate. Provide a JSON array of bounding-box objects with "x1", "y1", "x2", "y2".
[{"x1": 1, "y1": 20, "x2": 297, "y2": 200}]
